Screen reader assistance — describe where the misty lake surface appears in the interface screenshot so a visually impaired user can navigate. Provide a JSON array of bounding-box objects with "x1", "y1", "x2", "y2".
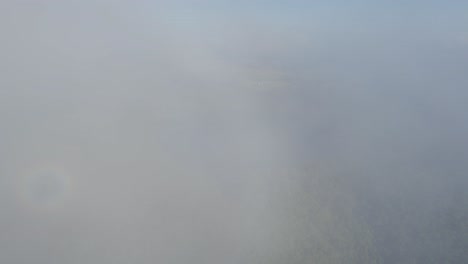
[{"x1": 0, "y1": 1, "x2": 467, "y2": 263}]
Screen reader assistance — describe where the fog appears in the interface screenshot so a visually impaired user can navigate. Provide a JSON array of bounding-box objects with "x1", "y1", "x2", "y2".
[{"x1": 1, "y1": 1, "x2": 467, "y2": 263}]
